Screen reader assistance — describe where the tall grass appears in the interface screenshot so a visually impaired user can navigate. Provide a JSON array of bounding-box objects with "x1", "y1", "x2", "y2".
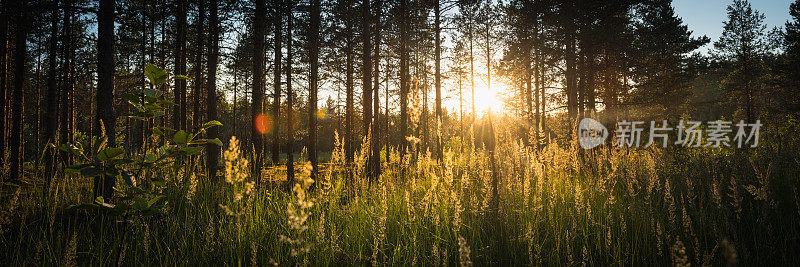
[{"x1": 1, "y1": 118, "x2": 800, "y2": 265}]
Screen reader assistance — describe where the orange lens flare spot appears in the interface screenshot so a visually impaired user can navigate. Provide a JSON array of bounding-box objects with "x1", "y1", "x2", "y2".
[
  {"x1": 255, "y1": 114, "x2": 273, "y2": 135},
  {"x1": 316, "y1": 109, "x2": 326, "y2": 120}
]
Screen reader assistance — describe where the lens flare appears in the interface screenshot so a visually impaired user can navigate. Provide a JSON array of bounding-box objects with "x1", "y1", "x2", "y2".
[{"x1": 255, "y1": 114, "x2": 273, "y2": 135}]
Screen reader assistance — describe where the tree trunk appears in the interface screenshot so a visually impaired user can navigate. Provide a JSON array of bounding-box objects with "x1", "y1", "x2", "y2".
[
  {"x1": 0, "y1": 1, "x2": 8, "y2": 168},
  {"x1": 206, "y1": 0, "x2": 219, "y2": 183},
  {"x1": 540, "y1": 44, "x2": 546, "y2": 133},
  {"x1": 533, "y1": 36, "x2": 540, "y2": 136},
  {"x1": 34, "y1": 40, "x2": 40, "y2": 161},
  {"x1": 285, "y1": 2, "x2": 295, "y2": 189},
  {"x1": 585, "y1": 52, "x2": 596, "y2": 114},
  {"x1": 434, "y1": 0, "x2": 442, "y2": 161},
  {"x1": 371, "y1": 0, "x2": 381, "y2": 181},
  {"x1": 565, "y1": 37, "x2": 577, "y2": 129},
  {"x1": 384, "y1": 51, "x2": 390, "y2": 165},
  {"x1": 174, "y1": 0, "x2": 187, "y2": 131},
  {"x1": 361, "y1": 0, "x2": 373, "y2": 180},
  {"x1": 192, "y1": 0, "x2": 206, "y2": 133},
  {"x1": 485, "y1": 26, "x2": 492, "y2": 110},
  {"x1": 131, "y1": 0, "x2": 146, "y2": 153},
  {"x1": 252, "y1": 0, "x2": 266, "y2": 183},
  {"x1": 44, "y1": 0, "x2": 60, "y2": 185},
  {"x1": 421, "y1": 62, "x2": 428, "y2": 153},
  {"x1": 458, "y1": 71, "x2": 463, "y2": 147},
  {"x1": 308, "y1": 0, "x2": 320, "y2": 185},
  {"x1": 60, "y1": 0, "x2": 75, "y2": 164},
  {"x1": 468, "y1": 12, "x2": 475, "y2": 148},
  {"x1": 524, "y1": 35, "x2": 533, "y2": 128},
  {"x1": 345, "y1": 21, "x2": 354, "y2": 166},
  {"x1": 271, "y1": 0, "x2": 282, "y2": 165},
  {"x1": 9, "y1": 0, "x2": 28, "y2": 182},
  {"x1": 484, "y1": 20, "x2": 499, "y2": 214},
  {"x1": 399, "y1": 0, "x2": 409, "y2": 161},
  {"x1": 93, "y1": 0, "x2": 116, "y2": 199},
  {"x1": 233, "y1": 58, "x2": 238, "y2": 138},
  {"x1": 578, "y1": 50, "x2": 585, "y2": 117},
  {"x1": 743, "y1": 55, "x2": 753, "y2": 122}
]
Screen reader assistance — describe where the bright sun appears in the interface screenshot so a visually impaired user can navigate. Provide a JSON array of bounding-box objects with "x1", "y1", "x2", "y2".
[{"x1": 472, "y1": 80, "x2": 509, "y2": 115}]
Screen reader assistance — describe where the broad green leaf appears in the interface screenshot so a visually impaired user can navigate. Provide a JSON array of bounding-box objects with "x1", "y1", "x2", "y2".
[
  {"x1": 98, "y1": 147, "x2": 125, "y2": 161},
  {"x1": 173, "y1": 130, "x2": 190, "y2": 144},
  {"x1": 145, "y1": 64, "x2": 168, "y2": 87},
  {"x1": 144, "y1": 103, "x2": 163, "y2": 111},
  {"x1": 157, "y1": 99, "x2": 177, "y2": 106},
  {"x1": 210, "y1": 138, "x2": 223, "y2": 146},
  {"x1": 202, "y1": 121, "x2": 223, "y2": 129}
]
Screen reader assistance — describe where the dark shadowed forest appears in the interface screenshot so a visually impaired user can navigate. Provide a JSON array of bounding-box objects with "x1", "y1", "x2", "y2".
[{"x1": 1, "y1": 0, "x2": 800, "y2": 265}]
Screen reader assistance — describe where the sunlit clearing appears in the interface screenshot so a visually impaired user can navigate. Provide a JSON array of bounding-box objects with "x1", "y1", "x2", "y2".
[
  {"x1": 473, "y1": 80, "x2": 509, "y2": 115},
  {"x1": 255, "y1": 113, "x2": 273, "y2": 134}
]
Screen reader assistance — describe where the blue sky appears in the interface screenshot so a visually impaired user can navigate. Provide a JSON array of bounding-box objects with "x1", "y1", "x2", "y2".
[{"x1": 673, "y1": 0, "x2": 793, "y2": 52}]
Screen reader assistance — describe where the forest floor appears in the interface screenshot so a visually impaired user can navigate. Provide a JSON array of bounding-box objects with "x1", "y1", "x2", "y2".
[{"x1": 1, "y1": 121, "x2": 800, "y2": 265}]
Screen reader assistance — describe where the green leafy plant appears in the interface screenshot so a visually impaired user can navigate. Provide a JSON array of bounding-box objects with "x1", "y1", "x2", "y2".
[{"x1": 60, "y1": 65, "x2": 223, "y2": 216}]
